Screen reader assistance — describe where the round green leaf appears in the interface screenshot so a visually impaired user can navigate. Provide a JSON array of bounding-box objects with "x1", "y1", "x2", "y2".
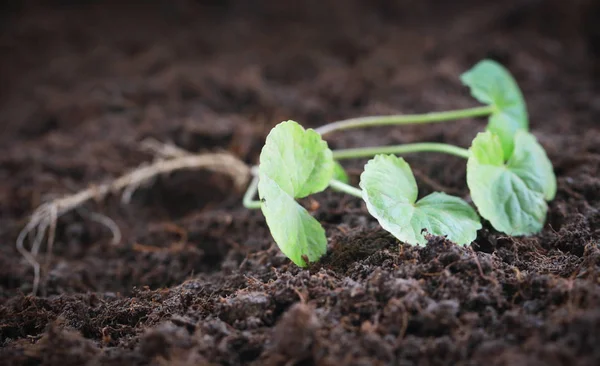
[
  {"x1": 360, "y1": 155, "x2": 481, "y2": 245},
  {"x1": 467, "y1": 130, "x2": 555, "y2": 235},
  {"x1": 258, "y1": 174, "x2": 327, "y2": 266},
  {"x1": 258, "y1": 120, "x2": 334, "y2": 266},
  {"x1": 461, "y1": 59, "x2": 528, "y2": 158},
  {"x1": 260, "y1": 120, "x2": 334, "y2": 199}
]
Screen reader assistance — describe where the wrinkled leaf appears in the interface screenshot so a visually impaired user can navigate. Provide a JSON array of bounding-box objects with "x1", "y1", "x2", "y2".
[
  {"x1": 467, "y1": 130, "x2": 555, "y2": 235},
  {"x1": 258, "y1": 120, "x2": 334, "y2": 266},
  {"x1": 333, "y1": 161, "x2": 350, "y2": 184},
  {"x1": 360, "y1": 155, "x2": 481, "y2": 245},
  {"x1": 461, "y1": 59, "x2": 528, "y2": 158}
]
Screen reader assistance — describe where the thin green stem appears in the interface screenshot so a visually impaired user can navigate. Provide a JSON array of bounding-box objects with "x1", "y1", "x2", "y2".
[
  {"x1": 243, "y1": 175, "x2": 262, "y2": 209},
  {"x1": 315, "y1": 105, "x2": 494, "y2": 136},
  {"x1": 332, "y1": 143, "x2": 470, "y2": 160},
  {"x1": 329, "y1": 179, "x2": 363, "y2": 198}
]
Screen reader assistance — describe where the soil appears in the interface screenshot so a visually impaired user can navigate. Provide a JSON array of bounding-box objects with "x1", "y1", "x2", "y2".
[{"x1": 1, "y1": 1, "x2": 600, "y2": 365}]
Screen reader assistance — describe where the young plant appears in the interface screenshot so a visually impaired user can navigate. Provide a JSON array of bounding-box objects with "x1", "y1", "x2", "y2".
[
  {"x1": 253, "y1": 120, "x2": 333, "y2": 266},
  {"x1": 244, "y1": 59, "x2": 557, "y2": 267},
  {"x1": 244, "y1": 120, "x2": 480, "y2": 266},
  {"x1": 326, "y1": 59, "x2": 556, "y2": 235}
]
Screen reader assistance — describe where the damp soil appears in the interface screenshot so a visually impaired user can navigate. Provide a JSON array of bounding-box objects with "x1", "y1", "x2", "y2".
[{"x1": 1, "y1": 1, "x2": 600, "y2": 365}]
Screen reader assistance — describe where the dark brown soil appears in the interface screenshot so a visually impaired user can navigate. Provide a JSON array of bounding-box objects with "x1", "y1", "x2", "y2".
[{"x1": 1, "y1": 1, "x2": 600, "y2": 365}]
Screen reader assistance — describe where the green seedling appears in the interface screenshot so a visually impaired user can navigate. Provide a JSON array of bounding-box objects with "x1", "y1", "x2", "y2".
[
  {"x1": 244, "y1": 59, "x2": 556, "y2": 267},
  {"x1": 254, "y1": 121, "x2": 332, "y2": 266},
  {"x1": 244, "y1": 120, "x2": 479, "y2": 266}
]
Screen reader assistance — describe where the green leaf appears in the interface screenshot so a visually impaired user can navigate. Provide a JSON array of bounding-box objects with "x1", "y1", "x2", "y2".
[
  {"x1": 360, "y1": 155, "x2": 481, "y2": 245},
  {"x1": 258, "y1": 175, "x2": 328, "y2": 266},
  {"x1": 333, "y1": 161, "x2": 350, "y2": 184},
  {"x1": 258, "y1": 120, "x2": 334, "y2": 266},
  {"x1": 508, "y1": 131, "x2": 556, "y2": 201},
  {"x1": 260, "y1": 120, "x2": 334, "y2": 199},
  {"x1": 461, "y1": 59, "x2": 528, "y2": 158},
  {"x1": 467, "y1": 130, "x2": 556, "y2": 235}
]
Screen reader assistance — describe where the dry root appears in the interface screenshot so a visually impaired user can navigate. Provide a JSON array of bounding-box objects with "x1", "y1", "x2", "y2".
[{"x1": 17, "y1": 139, "x2": 251, "y2": 296}]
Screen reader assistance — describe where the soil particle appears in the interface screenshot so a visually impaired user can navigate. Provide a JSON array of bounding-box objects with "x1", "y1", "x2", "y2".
[
  {"x1": 22, "y1": 322, "x2": 101, "y2": 365},
  {"x1": 260, "y1": 302, "x2": 320, "y2": 363}
]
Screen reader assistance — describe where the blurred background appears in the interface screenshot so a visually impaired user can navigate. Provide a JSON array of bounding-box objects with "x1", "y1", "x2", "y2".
[
  {"x1": 1, "y1": 0, "x2": 599, "y2": 142},
  {"x1": 0, "y1": 0, "x2": 599, "y2": 221}
]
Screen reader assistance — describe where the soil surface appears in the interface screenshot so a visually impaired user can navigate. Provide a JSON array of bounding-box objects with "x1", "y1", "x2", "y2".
[{"x1": 1, "y1": 1, "x2": 600, "y2": 365}]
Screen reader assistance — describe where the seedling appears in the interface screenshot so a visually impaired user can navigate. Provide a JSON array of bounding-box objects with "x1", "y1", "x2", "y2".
[
  {"x1": 250, "y1": 121, "x2": 332, "y2": 265},
  {"x1": 244, "y1": 59, "x2": 556, "y2": 266}
]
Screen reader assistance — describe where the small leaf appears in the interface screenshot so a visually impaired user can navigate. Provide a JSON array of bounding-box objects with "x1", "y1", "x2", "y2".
[
  {"x1": 333, "y1": 161, "x2": 350, "y2": 184},
  {"x1": 360, "y1": 155, "x2": 481, "y2": 245},
  {"x1": 258, "y1": 120, "x2": 333, "y2": 266},
  {"x1": 361, "y1": 154, "x2": 417, "y2": 204},
  {"x1": 461, "y1": 59, "x2": 528, "y2": 158},
  {"x1": 260, "y1": 120, "x2": 334, "y2": 199},
  {"x1": 258, "y1": 175, "x2": 327, "y2": 266},
  {"x1": 467, "y1": 130, "x2": 556, "y2": 235}
]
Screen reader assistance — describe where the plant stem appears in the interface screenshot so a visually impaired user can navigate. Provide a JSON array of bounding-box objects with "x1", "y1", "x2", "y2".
[
  {"x1": 329, "y1": 179, "x2": 363, "y2": 198},
  {"x1": 332, "y1": 143, "x2": 470, "y2": 160},
  {"x1": 315, "y1": 105, "x2": 494, "y2": 136},
  {"x1": 243, "y1": 175, "x2": 261, "y2": 209}
]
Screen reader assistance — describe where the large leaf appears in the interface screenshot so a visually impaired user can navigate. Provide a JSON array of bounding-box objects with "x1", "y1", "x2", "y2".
[
  {"x1": 467, "y1": 130, "x2": 556, "y2": 235},
  {"x1": 461, "y1": 59, "x2": 528, "y2": 159},
  {"x1": 360, "y1": 155, "x2": 481, "y2": 245},
  {"x1": 258, "y1": 120, "x2": 334, "y2": 266}
]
